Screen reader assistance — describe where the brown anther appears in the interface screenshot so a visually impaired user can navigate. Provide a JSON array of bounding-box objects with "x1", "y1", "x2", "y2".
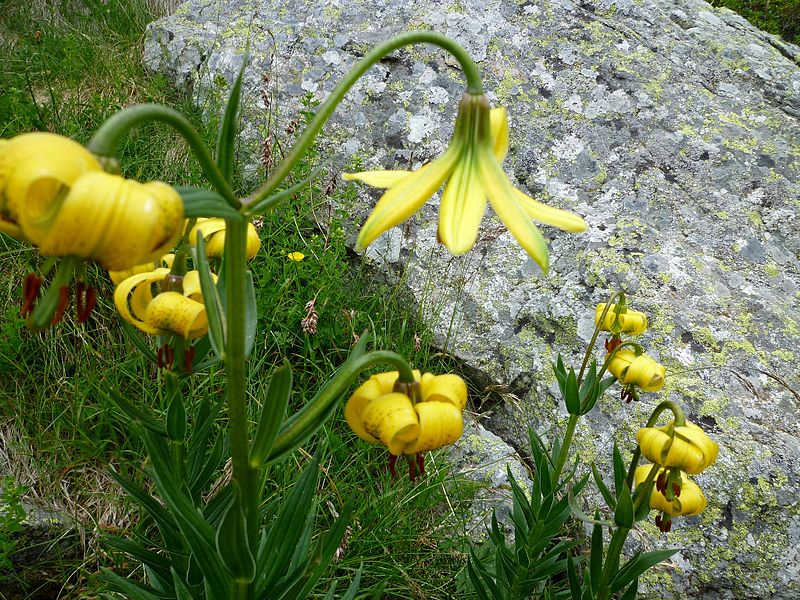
[
  {"x1": 408, "y1": 455, "x2": 417, "y2": 482},
  {"x1": 50, "y1": 286, "x2": 70, "y2": 325},
  {"x1": 75, "y1": 282, "x2": 97, "y2": 325},
  {"x1": 156, "y1": 344, "x2": 175, "y2": 369},
  {"x1": 21, "y1": 274, "x2": 43, "y2": 317},
  {"x1": 387, "y1": 454, "x2": 398, "y2": 481},
  {"x1": 672, "y1": 482, "x2": 682, "y2": 497},
  {"x1": 656, "y1": 472, "x2": 667, "y2": 494},
  {"x1": 604, "y1": 337, "x2": 622, "y2": 352},
  {"x1": 183, "y1": 346, "x2": 196, "y2": 374}
]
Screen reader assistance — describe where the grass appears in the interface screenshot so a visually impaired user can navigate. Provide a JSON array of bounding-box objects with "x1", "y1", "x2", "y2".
[
  {"x1": 0, "y1": 1, "x2": 477, "y2": 597},
  {"x1": 711, "y1": 0, "x2": 800, "y2": 44}
]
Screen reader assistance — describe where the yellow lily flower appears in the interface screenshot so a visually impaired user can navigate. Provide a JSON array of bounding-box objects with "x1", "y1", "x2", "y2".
[
  {"x1": 345, "y1": 370, "x2": 467, "y2": 455},
  {"x1": 189, "y1": 218, "x2": 261, "y2": 260},
  {"x1": 0, "y1": 133, "x2": 184, "y2": 270},
  {"x1": 606, "y1": 348, "x2": 666, "y2": 392},
  {"x1": 113, "y1": 267, "x2": 216, "y2": 339},
  {"x1": 635, "y1": 465, "x2": 707, "y2": 517},
  {"x1": 0, "y1": 132, "x2": 102, "y2": 240},
  {"x1": 108, "y1": 253, "x2": 175, "y2": 286},
  {"x1": 343, "y1": 94, "x2": 587, "y2": 272},
  {"x1": 637, "y1": 421, "x2": 719, "y2": 474},
  {"x1": 595, "y1": 303, "x2": 648, "y2": 335}
]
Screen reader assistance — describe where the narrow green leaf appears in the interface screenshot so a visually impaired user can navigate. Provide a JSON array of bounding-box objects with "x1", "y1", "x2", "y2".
[
  {"x1": 579, "y1": 361, "x2": 597, "y2": 401},
  {"x1": 589, "y1": 515, "x2": 603, "y2": 595},
  {"x1": 598, "y1": 375, "x2": 616, "y2": 395},
  {"x1": 176, "y1": 186, "x2": 242, "y2": 219},
  {"x1": 618, "y1": 579, "x2": 638, "y2": 600},
  {"x1": 567, "y1": 555, "x2": 582, "y2": 600},
  {"x1": 166, "y1": 394, "x2": 187, "y2": 442},
  {"x1": 100, "y1": 568, "x2": 167, "y2": 599},
  {"x1": 568, "y1": 491, "x2": 614, "y2": 528},
  {"x1": 251, "y1": 361, "x2": 292, "y2": 466},
  {"x1": 258, "y1": 458, "x2": 319, "y2": 587},
  {"x1": 216, "y1": 51, "x2": 247, "y2": 181},
  {"x1": 106, "y1": 390, "x2": 166, "y2": 435},
  {"x1": 339, "y1": 566, "x2": 362, "y2": 600},
  {"x1": 611, "y1": 549, "x2": 678, "y2": 593},
  {"x1": 592, "y1": 463, "x2": 616, "y2": 510},
  {"x1": 466, "y1": 558, "x2": 493, "y2": 600},
  {"x1": 171, "y1": 567, "x2": 195, "y2": 600},
  {"x1": 614, "y1": 485, "x2": 634, "y2": 529},
  {"x1": 564, "y1": 367, "x2": 580, "y2": 415},
  {"x1": 612, "y1": 444, "x2": 625, "y2": 498},
  {"x1": 216, "y1": 266, "x2": 257, "y2": 358},
  {"x1": 245, "y1": 162, "x2": 328, "y2": 217},
  {"x1": 216, "y1": 486, "x2": 256, "y2": 582},
  {"x1": 195, "y1": 234, "x2": 226, "y2": 359},
  {"x1": 119, "y1": 319, "x2": 158, "y2": 363}
]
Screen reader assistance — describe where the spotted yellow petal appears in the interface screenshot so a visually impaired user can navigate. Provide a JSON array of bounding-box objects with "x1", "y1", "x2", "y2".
[
  {"x1": 512, "y1": 188, "x2": 587, "y2": 232},
  {"x1": 114, "y1": 269, "x2": 170, "y2": 335},
  {"x1": 361, "y1": 393, "x2": 420, "y2": 455},
  {"x1": 404, "y1": 401, "x2": 463, "y2": 454},
  {"x1": 421, "y1": 374, "x2": 468, "y2": 410},
  {"x1": 344, "y1": 379, "x2": 384, "y2": 444},
  {"x1": 145, "y1": 291, "x2": 208, "y2": 339},
  {"x1": 343, "y1": 170, "x2": 412, "y2": 189}
]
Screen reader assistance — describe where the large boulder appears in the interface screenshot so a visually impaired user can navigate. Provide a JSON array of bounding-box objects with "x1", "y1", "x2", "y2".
[{"x1": 145, "y1": 0, "x2": 800, "y2": 597}]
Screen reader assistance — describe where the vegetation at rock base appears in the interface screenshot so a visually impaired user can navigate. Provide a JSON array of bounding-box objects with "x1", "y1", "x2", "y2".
[{"x1": 711, "y1": 0, "x2": 800, "y2": 44}]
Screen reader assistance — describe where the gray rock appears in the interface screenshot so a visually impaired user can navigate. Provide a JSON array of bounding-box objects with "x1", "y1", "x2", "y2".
[{"x1": 145, "y1": 0, "x2": 800, "y2": 597}]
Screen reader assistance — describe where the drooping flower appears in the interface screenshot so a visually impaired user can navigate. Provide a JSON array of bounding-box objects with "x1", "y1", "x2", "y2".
[
  {"x1": 343, "y1": 94, "x2": 587, "y2": 272},
  {"x1": 189, "y1": 218, "x2": 261, "y2": 260},
  {"x1": 637, "y1": 421, "x2": 719, "y2": 474},
  {"x1": 606, "y1": 348, "x2": 666, "y2": 392},
  {"x1": 0, "y1": 132, "x2": 102, "y2": 241},
  {"x1": 595, "y1": 303, "x2": 648, "y2": 335},
  {"x1": 635, "y1": 465, "x2": 707, "y2": 531},
  {"x1": 0, "y1": 133, "x2": 184, "y2": 270},
  {"x1": 345, "y1": 370, "x2": 467, "y2": 456},
  {"x1": 113, "y1": 268, "x2": 215, "y2": 339}
]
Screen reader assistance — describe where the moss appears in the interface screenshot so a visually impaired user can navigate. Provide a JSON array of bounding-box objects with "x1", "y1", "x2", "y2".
[{"x1": 764, "y1": 262, "x2": 779, "y2": 277}]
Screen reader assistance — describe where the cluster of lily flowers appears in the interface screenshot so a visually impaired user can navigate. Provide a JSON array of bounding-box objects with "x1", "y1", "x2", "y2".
[
  {"x1": 0, "y1": 131, "x2": 260, "y2": 366},
  {"x1": 596, "y1": 302, "x2": 718, "y2": 532},
  {"x1": 344, "y1": 370, "x2": 467, "y2": 480}
]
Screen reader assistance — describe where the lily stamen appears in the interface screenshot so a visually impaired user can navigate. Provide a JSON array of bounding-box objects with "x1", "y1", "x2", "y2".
[
  {"x1": 21, "y1": 274, "x2": 43, "y2": 317},
  {"x1": 75, "y1": 281, "x2": 97, "y2": 325},
  {"x1": 50, "y1": 286, "x2": 70, "y2": 325}
]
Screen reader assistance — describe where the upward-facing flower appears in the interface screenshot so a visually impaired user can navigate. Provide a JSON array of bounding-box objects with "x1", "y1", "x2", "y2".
[{"x1": 343, "y1": 94, "x2": 587, "y2": 272}]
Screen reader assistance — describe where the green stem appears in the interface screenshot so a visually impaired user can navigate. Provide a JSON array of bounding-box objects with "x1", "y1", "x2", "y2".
[
  {"x1": 86, "y1": 104, "x2": 238, "y2": 208},
  {"x1": 624, "y1": 400, "x2": 685, "y2": 489},
  {"x1": 245, "y1": 31, "x2": 483, "y2": 207},
  {"x1": 596, "y1": 525, "x2": 630, "y2": 600},
  {"x1": 577, "y1": 291, "x2": 624, "y2": 384},
  {"x1": 268, "y1": 350, "x2": 414, "y2": 461},
  {"x1": 551, "y1": 414, "x2": 578, "y2": 486},
  {"x1": 223, "y1": 219, "x2": 259, "y2": 565}
]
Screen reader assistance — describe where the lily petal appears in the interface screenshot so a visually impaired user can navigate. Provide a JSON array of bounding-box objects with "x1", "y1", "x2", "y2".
[
  {"x1": 489, "y1": 107, "x2": 509, "y2": 164},
  {"x1": 512, "y1": 188, "x2": 588, "y2": 232},
  {"x1": 438, "y1": 150, "x2": 486, "y2": 255},
  {"x1": 478, "y1": 151, "x2": 550, "y2": 272},
  {"x1": 114, "y1": 269, "x2": 171, "y2": 335},
  {"x1": 343, "y1": 170, "x2": 412, "y2": 189},
  {"x1": 356, "y1": 150, "x2": 460, "y2": 251}
]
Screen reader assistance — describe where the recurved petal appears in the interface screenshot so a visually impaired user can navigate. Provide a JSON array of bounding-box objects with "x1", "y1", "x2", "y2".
[
  {"x1": 489, "y1": 107, "x2": 509, "y2": 164},
  {"x1": 356, "y1": 151, "x2": 459, "y2": 251},
  {"x1": 421, "y1": 374, "x2": 468, "y2": 410},
  {"x1": 478, "y1": 152, "x2": 550, "y2": 272},
  {"x1": 344, "y1": 379, "x2": 384, "y2": 444},
  {"x1": 512, "y1": 188, "x2": 587, "y2": 232},
  {"x1": 343, "y1": 170, "x2": 412, "y2": 189},
  {"x1": 361, "y1": 393, "x2": 420, "y2": 455},
  {"x1": 438, "y1": 153, "x2": 487, "y2": 255},
  {"x1": 113, "y1": 269, "x2": 170, "y2": 335},
  {"x1": 404, "y1": 401, "x2": 463, "y2": 454},
  {"x1": 145, "y1": 291, "x2": 208, "y2": 339}
]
